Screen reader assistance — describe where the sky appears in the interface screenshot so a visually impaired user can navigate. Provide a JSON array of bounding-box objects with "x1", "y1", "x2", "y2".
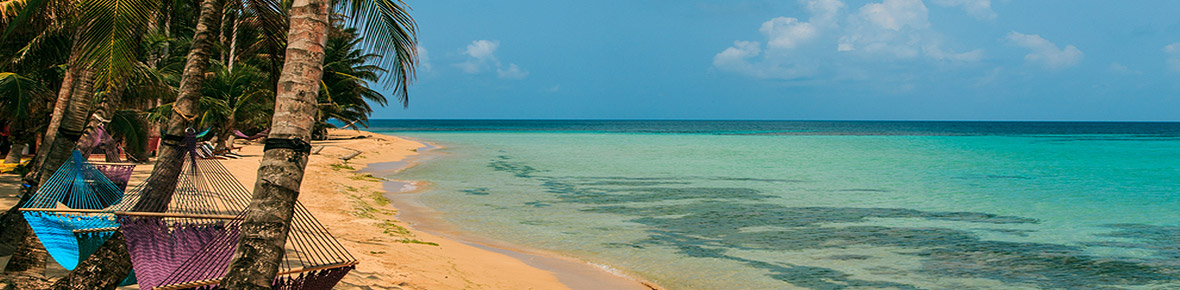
[{"x1": 372, "y1": 0, "x2": 1180, "y2": 121}]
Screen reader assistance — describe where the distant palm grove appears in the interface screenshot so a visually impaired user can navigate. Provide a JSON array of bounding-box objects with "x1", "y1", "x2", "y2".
[{"x1": 0, "y1": 0, "x2": 417, "y2": 288}]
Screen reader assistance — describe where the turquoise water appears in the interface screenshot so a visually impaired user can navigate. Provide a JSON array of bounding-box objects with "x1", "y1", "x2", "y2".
[{"x1": 372, "y1": 121, "x2": 1180, "y2": 290}]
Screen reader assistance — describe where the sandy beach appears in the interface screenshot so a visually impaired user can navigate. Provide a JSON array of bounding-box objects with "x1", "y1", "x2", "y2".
[{"x1": 0, "y1": 128, "x2": 655, "y2": 290}]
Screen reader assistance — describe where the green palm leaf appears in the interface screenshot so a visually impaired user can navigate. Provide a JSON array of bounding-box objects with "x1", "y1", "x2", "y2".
[
  {"x1": 75, "y1": 0, "x2": 158, "y2": 88},
  {"x1": 334, "y1": 0, "x2": 417, "y2": 106}
]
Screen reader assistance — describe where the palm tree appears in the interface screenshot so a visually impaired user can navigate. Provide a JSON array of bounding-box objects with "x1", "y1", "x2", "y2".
[
  {"x1": 313, "y1": 24, "x2": 388, "y2": 139},
  {"x1": 221, "y1": 0, "x2": 417, "y2": 287},
  {"x1": 0, "y1": 0, "x2": 157, "y2": 283},
  {"x1": 47, "y1": 0, "x2": 287, "y2": 287},
  {"x1": 200, "y1": 61, "x2": 275, "y2": 149},
  {"x1": 0, "y1": 73, "x2": 53, "y2": 163}
]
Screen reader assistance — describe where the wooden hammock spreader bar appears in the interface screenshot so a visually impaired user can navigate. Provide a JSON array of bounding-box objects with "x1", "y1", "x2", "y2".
[
  {"x1": 152, "y1": 260, "x2": 360, "y2": 290},
  {"x1": 88, "y1": 162, "x2": 133, "y2": 166},
  {"x1": 73, "y1": 227, "x2": 119, "y2": 234},
  {"x1": 18, "y1": 208, "x2": 109, "y2": 213},
  {"x1": 113, "y1": 211, "x2": 241, "y2": 220}
]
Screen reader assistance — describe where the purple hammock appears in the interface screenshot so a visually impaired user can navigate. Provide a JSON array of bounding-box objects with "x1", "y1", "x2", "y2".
[
  {"x1": 232, "y1": 129, "x2": 269, "y2": 141},
  {"x1": 109, "y1": 133, "x2": 355, "y2": 290},
  {"x1": 83, "y1": 125, "x2": 136, "y2": 190}
]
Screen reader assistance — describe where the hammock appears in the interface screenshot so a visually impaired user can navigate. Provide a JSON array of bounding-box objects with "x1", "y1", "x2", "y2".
[
  {"x1": 231, "y1": 128, "x2": 269, "y2": 140},
  {"x1": 110, "y1": 134, "x2": 355, "y2": 290},
  {"x1": 82, "y1": 125, "x2": 137, "y2": 190},
  {"x1": 19, "y1": 150, "x2": 136, "y2": 285}
]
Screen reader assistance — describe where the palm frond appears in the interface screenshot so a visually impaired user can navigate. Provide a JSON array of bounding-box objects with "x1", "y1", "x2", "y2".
[
  {"x1": 75, "y1": 0, "x2": 158, "y2": 88},
  {"x1": 334, "y1": 0, "x2": 416, "y2": 106},
  {"x1": 0, "y1": 71, "x2": 51, "y2": 119}
]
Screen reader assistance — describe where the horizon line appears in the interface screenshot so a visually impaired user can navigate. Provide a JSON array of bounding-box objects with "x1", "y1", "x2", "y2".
[{"x1": 365, "y1": 118, "x2": 1180, "y2": 123}]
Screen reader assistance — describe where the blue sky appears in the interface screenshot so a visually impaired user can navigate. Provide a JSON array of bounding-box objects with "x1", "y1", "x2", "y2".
[{"x1": 373, "y1": 0, "x2": 1180, "y2": 121}]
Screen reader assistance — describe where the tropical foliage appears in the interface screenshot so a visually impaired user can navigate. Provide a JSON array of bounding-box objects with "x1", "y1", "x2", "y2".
[
  {"x1": 315, "y1": 24, "x2": 389, "y2": 139},
  {"x1": 0, "y1": 0, "x2": 417, "y2": 287}
]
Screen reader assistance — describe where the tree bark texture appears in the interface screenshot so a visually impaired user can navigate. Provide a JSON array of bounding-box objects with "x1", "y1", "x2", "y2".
[
  {"x1": 46, "y1": 232, "x2": 132, "y2": 290},
  {"x1": 228, "y1": 12, "x2": 240, "y2": 72},
  {"x1": 221, "y1": 0, "x2": 329, "y2": 288},
  {"x1": 33, "y1": 47, "x2": 81, "y2": 172},
  {"x1": 4, "y1": 143, "x2": 24, "y2": 164},
  {"x1": 36, "y1": 69, "x2": 95, "y2": 186},
  {"x1": 215, "y1": 117, "x2": 236, "y2": 150},
  {"x1": 76, "y1": 83, "x2": 125, "y2": 156}
]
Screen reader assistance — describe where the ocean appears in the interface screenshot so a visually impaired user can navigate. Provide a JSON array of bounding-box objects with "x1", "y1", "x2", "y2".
[{"x1": 367, "y1": 120, "x2": 1180, "y2": 289}]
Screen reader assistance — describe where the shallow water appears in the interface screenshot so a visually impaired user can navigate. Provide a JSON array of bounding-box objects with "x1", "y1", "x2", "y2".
[{"x1": 372, "y1": 121, "x2": 1180, "y2": 289}]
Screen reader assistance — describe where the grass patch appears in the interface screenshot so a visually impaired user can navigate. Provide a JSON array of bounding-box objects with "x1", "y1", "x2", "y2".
[
  {"x1": 369, "y1": 191, "x2": 391, "y2": 206},
  {"x1": 351, "y1": 173, "x2": 385, "y2": 182},
  {"x1": 377, "y1": 220, "x2": 437, "y2": 246},
  {"x1": 378, "y1": 220, "x2": 412, "y2": 236},
  {"x1": 396, "y1": 239, "x2": 439, "y2": 246},
  {"x1": 347, "y1": 195, "x2": 377, "y2": 219},
  {"x1": 330, "y1": 163, "x2": 355, "y2": 171}
]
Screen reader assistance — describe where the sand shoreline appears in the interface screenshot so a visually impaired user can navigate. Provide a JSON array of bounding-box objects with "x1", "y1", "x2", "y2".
[{"x1": 357, "y1": 136, "x2": 659, "y2": 290}]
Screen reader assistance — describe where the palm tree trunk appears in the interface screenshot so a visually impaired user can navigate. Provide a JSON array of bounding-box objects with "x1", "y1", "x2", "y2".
[
  {"x1": 4, "y1": 143, "x2": 23, "y2": 163},
  {"x1": 36, "y1": 69, "x2": 95, "y2": 186},
  {"x1": 33, "y1": 45, "x2": 82, "y2": 173},
  {"x1": 45, "y1": 0, "x2": 225, "y2": 288},
  {"x1": 228, "y1": 11, "x2": 240, "y2": 72},
  {"x1": 3, "y1": 68, "x2": 94, "y2": 281},
  {"x1": 0, "y1": 36, "x2": 85, "y2": 287},
  {"x1": 137, "y1": 0, "x2": 222, "y2": 207},
  {"x1": 44, "y1": 232, "x2": 132, "y2": 290},
  {"x1": 76, "y1": 83, "x2": 125, "y2": 155},
  {"x1": 221, "y1": 0, "x2": 329, "y2": 288},
  {"x1": 219, "y1": 4, "x2": 228, "y2": 64},
  {"x1": 215, "y1": 115, "x2": 236, "y2": 150}
]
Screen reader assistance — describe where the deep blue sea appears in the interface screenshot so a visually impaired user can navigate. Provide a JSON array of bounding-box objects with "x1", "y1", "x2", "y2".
[{"x1": 368, "y1": 120, "x2": 1180, "y2": 290}]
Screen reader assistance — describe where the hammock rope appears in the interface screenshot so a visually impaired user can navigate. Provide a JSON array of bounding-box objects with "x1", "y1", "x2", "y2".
[
  {"x1": 19, "y1": 150, "x2": 136, "y2": 285},
  {"x1": 109, "y1": 133, "x2": 355, "y2": 290}
]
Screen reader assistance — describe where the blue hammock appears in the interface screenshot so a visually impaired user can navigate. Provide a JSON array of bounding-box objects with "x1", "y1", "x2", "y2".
[{"x1": 21, "y1": 150, "x2": 135, "y2": 285}]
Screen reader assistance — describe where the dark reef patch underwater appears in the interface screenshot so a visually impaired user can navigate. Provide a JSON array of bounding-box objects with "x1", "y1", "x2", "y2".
[{"x1": 478, "y1": 155, "x2": 1180, "y2": 289}]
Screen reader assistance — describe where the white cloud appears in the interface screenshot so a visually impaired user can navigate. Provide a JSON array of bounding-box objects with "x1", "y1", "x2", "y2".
[
  {"x1": 713, "y1": 0, "x2": 983, "y2": 80},
  {"x1": 805, "y1": 0, "x2": 846, "y2": 26},
  {"x1": 456, "y1": 40, "x2": 528, "y2": 79},
  {"x1": 712, "y1": 1, "x2": 843, "y2": 79},
  {"x1": 1007, "y1": 32, "x2": 1083, "y2": 70},
  {"x1": 1164, "y1": 43, "x2": 1180, "y2": 71},
  {"x1": 712, "y1": 41, "x2": 763, "y2": 76},
  {"x1": 712, "y1": 40, "x2": 815, "y2": 80},
  {"x1": 930, "y1": 0, "x2": 996, "y2": 20},
  {"x1": 466, "y1": 40, "x2": 498, "y2": 60},
  {"x1": 497, "y1": 63, "x2": 529, "y2": 79},
  {"x1": 457, "y1": 40, "x2": 499, "y2": 74},
  {"x1": 839, "y1": 0, "x2": 978, "y2": 61},
  {"x1": 761, "y1": 17, "x2": 817, "y2": 49},
  {"x1": 859, "y1": 0, "x2": 929, "y2": 31},
  {"x1": 417, "y1": 45, "x2": 432, "y2": 73}
]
